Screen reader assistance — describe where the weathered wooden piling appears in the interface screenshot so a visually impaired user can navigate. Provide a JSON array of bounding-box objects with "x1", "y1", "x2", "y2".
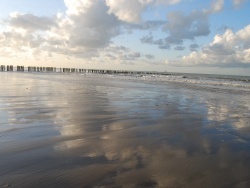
[
  {"x1": 62, "y1": 68, "x2": 70, "y2": 73},
  {"x1": 0, "y1": 65, "x2": 5, "y2": 71}
]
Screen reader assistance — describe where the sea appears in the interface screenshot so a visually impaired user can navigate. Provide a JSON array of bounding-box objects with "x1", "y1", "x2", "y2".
[{"x1": 136, "y1": 72, "x2": 250, "y2": 92}]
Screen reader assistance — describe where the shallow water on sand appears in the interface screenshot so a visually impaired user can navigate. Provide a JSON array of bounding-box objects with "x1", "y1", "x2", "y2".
[{"x1": 0, "y1": 72, "x2": 250, "y2": 187}]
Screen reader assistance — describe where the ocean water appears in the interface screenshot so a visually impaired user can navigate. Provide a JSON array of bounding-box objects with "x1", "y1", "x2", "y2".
[
  {"x1": 123, "y1": 72, "x2": 250, "y2": 93},
  {"x1": 173, "y1": 72, "x2": 250, "y2": 81}
]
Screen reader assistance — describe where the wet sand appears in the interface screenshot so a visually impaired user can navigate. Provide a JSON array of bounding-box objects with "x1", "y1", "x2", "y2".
[{"x1": 0, "y1": 72, "x2": 250, "y2": 188}]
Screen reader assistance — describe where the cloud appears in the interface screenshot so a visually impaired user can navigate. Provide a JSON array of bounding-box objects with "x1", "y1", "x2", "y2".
[
  {"x1": 138, "y1": 0, "x2": 244, "y2": 51},
  {"x1": 106, "y1": 0, "x2": 182, "y2": 23},
  {"x1": 166, "y1": 25, "x2": 250, "y2": 67},
  {"x1": 100, "y1": 45, "x2": 156, "y2": 64},
  {"x1": 232, "y1": 0, "x2": 246, "y2": 8},
  {"x1": 64, "y1": 0, "x2": 96, "y2": 15},
  {"x1": 210, "y1": 0, "x2": 224, "y2": 13},
  {"x1": 208, "y1": 0, "x2": 247, "y2": 12},
  {"x1": 0, "y1": 0, "x2": 123, "y2": 60},
  {"x1": 140, "y1": 10, "x2": 210, "y2": 50},
  {"x1": 8, "y1": 12, "x2": 56, "y2": 31},
  {"x1": 164, "y1": 10, "x2": 210, "y2": 40},
  {"x1": 104, "y1": 53, "x2": 116, "y2": 61},
  {"x1": 140, "y1": 11, "x2": 209, "y2": 50},
  {"x1": 125, "y1": 20, "x2": 167, "y2": 31},
  {"x1": 174, "y1": 46, "x2": 185, "y2": 51},
  {"x1": 106, "y1": 0, "x2": 148, "y2": 23},
  {"x1": 0, "y1": 30, "x2": 45, "y2": 54},
  {"x1": 63, "y1": 0, "x2": 121, "y2": 49},
  {"x1": 141, "y1": 35, "x2": 171, "y2": 49},
  {"x1": 120, "y1": 52, "x2": 141, "y2": 61},
  {"x1": 145, "y1": 54, "x2": 155, "y2": 59},
  {"x1": 140, "y1": 0, "x2": 248, "y2": 51},
  {"x1": 189, "y1": 43, "x2": 199, "y2": 51}
]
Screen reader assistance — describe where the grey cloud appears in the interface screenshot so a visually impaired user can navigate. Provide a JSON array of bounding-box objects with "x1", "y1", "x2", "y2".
[
  {"x1": 131, "y1": 52, "x2": 141, "y2": 58},
  {"x1": 66, "y1": 1, "x2": 121, "y2": 49},
  {"x1": 141, "y1": 35, "x2": 171, "y2": 50},
  {"x1": 164, "y1": 10, "x2": 210, "y2": 40},
  {"x1": 120, "y1": 52, "x2": 141, "y2": 60},
  {"x1": 166, "y1": 26, "x2": 250, "y2": 68},
  {"x1": 141, "y1": 35, "x2": 154, "y2": 44},
  {"x1": 159, "y1": 44, "x2": 171, "y2": 50},
  {"x1": 106, "y1": 0, "x2": 182, "y2": 23},
  {"x1": 174, "y1": 46, "x2": 185, "y2": 51},
  {"x1": 189, "y1": 43, "x2": 199, "y2": 51},
  {"x1": 8, "y1": 13, "x2": 56, "y2": 31},
  {"x1": 1, "y1": 30, "x2": 45, "y2": 49},
  {"x1": 102, "y1": 45, "x2": 148, "y2": 63},
  {"x1": 202, "y1": 43, "x2": 235, "y2": 55},
  {"x1": 140, "y1": 10, "x2": 209, "y2": 51},
  {"x1": 108, "y1": 45, "x2": 128, "y2": 51},
  {"x1": 145, "y1": 54, "x2": 155, "y2": 59},
  {"x1": 165, "y1": 36, "x2": 183, "y2": 45},
  {"x1": 125, "y1": 20, "x2": 167, "y2": 30},
  {"x1": 105, "y1": 53, "x2": 116, "y2": 60},
  {"x1": 43, "y1": 40, "x2": 100, "y2": 59}
]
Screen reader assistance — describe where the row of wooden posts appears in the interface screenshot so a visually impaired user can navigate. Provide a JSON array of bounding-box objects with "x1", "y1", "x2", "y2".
[
  {"x1": 1, "y1": 65, "x2": 14, "y2": 71},
  {"x1": 0, "y1": 65, "x2": 169, "y2": 75},
  {"x1": 0, "y1": 65, "x2": 96, "y2": 73}
]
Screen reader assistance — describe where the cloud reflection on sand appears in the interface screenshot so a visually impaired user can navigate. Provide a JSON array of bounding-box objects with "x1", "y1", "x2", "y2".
[
  {"x1": 46, "y1": 74, "x2": 250, "y2": 187},
  {"x1": 1, "y1": 73, "x2": 250, "y2": 187},
  {"x1": 204, "y1": 95, "x2": 250, "y2": 130}
]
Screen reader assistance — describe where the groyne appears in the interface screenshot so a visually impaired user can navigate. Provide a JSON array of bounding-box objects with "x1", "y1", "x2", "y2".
[{"x1": 0, "y1": 65, "x2": 170, "y2": 75}]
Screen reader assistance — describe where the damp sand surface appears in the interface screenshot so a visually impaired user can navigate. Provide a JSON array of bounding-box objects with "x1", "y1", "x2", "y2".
[{"x1": 0, "y1": 72, "x2": 250, "y2": 188}]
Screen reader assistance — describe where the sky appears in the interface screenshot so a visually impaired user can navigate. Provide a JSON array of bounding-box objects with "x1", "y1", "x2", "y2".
[{"x1": 0, "y1": 0, "x2": 250, "y2": 75}]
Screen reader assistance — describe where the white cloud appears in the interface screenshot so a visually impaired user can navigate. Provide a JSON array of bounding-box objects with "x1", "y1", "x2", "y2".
[
  {"x1": 58, "y1": 0, "x2": 121, "y2": 49},
  {"x1": 106, "y1": 0, "x2": 147, "y2": 23},
  {"x1": 0, "y1": 0, "x2": 122, "y2": 60},
  {"x1": 0, "y1": 30, "x2": 45, "y2": 51},
  {"x1": 166, "y1": 25, "x2": 250, "y2": 67},
  {"x1": 106, "y1": 0, "x2": 181, "y2": 23},
  {"x1": 64, "y1": 0, "x2": 96, "y2": 15}
]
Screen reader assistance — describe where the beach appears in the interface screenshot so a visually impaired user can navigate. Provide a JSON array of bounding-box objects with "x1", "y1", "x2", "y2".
[{"x1": 0, "y1": 72, "x2": 250, "y2": 187}]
